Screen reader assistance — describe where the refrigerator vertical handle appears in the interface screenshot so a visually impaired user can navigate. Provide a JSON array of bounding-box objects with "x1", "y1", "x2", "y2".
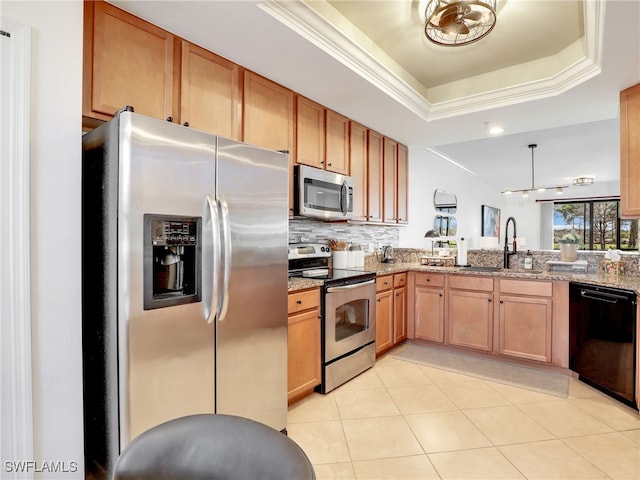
[
  {"x1": 205, "y1": 195, "x2": 222, "y2": 324},
  {"x1": 216, "y1": 195, "x2": 232, "y2": 322}
]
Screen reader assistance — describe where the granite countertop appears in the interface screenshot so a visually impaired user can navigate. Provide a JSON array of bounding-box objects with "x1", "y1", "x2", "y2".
[{"x1": 288, "y1": 262, "x2": 640, "y2": 294}]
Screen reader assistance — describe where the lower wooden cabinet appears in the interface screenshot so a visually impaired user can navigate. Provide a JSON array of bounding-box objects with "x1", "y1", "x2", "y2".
[
  {"x1": 413, "y1": 272, "x2": 445, "y2": 343},
  {"x1": 447, "y1": 275, "x2": 494, "y2": 353},
  {"x1": 393, "y1": 273, "x2": 408, "y2": 344},
  {"x1": 376, "y1": 273, "x2": 407, "y2": 355},
  {"x1": 375, "y1": 287, "x2": 394, "y2": 355},
  {"x1": 498, "y1": 279, "x2": 553, "y2": 363},
  {"x1": 287, "y1": 289, "x2": 321, "y2": 404}
]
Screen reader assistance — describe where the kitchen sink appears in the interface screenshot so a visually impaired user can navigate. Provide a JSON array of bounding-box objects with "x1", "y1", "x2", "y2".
[
  {"x1": 462, "y1": 266, "x2": 544, "y2": 275},
  {"x1": 463, "y1": 266, "x2": 502, "y2": 272}
]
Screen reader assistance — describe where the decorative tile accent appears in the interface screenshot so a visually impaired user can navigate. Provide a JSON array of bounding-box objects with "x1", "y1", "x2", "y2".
[{"x1": 289, "y1": 219, "x2": 399, "y2": 249}]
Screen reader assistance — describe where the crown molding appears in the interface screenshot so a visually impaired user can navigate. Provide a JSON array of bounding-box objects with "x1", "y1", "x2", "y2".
[{"x1": 259, "y1": 0, "x2": 605, "y2": 120}]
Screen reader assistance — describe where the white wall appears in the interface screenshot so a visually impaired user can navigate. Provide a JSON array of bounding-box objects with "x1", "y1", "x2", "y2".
[
  {"x1": 3, "y1": 1, "x2": 84, "y2": 477},
  {"x1": 400, "y1": 148, "x2": 516, "y2": 249},
  {"x1": 400, "y1": 149, "x2": 621, "y2": 252}
]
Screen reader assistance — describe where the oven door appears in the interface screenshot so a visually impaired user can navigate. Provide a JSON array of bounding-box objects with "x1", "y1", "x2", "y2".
[{"x1": 324, "y1": 279, "x2": 376, "y2": 362}]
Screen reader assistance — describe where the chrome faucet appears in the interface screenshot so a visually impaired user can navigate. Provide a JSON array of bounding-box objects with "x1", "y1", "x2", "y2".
[{"x1": 503, "y1": 216, "x2": 517, "y2": 268}]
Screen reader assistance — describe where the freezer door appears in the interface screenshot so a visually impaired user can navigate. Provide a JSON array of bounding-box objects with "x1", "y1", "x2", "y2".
[
  {"x1": 118, "y1": 113, "x2": 217, "y2": 444},
  {"x1": 215, "y1": 137, "x2": 289, "y2": 431}
]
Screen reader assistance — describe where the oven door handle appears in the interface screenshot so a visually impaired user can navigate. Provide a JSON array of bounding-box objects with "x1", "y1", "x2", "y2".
[{"x1": 326, "y1": 279, "x2": 375, "y2": 292}]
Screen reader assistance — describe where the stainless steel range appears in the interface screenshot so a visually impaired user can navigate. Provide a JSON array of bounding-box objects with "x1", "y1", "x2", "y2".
[{"x1": 289, "y1": 243, "x2": 377, "y2": 393}]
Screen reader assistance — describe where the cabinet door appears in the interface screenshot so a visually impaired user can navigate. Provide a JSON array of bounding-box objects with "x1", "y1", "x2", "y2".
[
  {"x1": 295, "y1": 96, "x2": 325, "y2": 169},
  {"x1": 376, "y1": 290, "x2": 394, "y2": 355},
  {"x1": 84, "y1": 0, "x2": 175, "y2": 122},
  {"x1": 499, "y1": 295, "x2": 552, "y2": 363},
  {"x1": 382, "y1": 137, "x2": 397, "y2": 223},
  {"x1": 620, "y1": 83, "x2": 640, "y2": 217},
  {"x1": 350, "y1": 122, "x2": 368, "y2": 222},
  {"x1": 397, "y1": 144, "x2": 409, "y2": 224},
  {"x1": 367, "y1": 130, "x2": 384, "y2": 223},
  {"x1": 415, "y1": 286, "x2": 445, "y2": 343},
  {"x1": 180, "y1": 41, "x2": 241, "y2": 139},
  {"x1": 448, "y1": 290, "x2": 494, "y2": 352},
  {"x1": 243, "y1": 72, "x2": 295, "y2": 214},
  {"x1": 243, "y1": 71, "x2": 295, "y2": 153},
  {"x1": 287, "y1": 308, "x2": 321, "y2": 403},
  {"x1": 325, "y1": 110, "x2": 350, "y2": 175},
  {"x1": 394, "y1": 286, "x2": 407, "y2": 344}
]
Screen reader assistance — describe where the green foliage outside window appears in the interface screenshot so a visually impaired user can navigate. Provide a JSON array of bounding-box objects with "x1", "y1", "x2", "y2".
[{"x1": 553, "y1": 199, "x2": 638, "y2": 251}]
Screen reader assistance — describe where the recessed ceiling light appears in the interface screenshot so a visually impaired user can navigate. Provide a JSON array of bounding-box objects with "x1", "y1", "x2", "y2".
[{"x1": 488, "y1": 125, "x2": 504, "y2": 135}]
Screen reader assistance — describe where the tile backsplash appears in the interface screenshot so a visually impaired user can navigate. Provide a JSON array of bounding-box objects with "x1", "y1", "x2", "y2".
[{"x1": 289, "y1": 218, "x2": 399, "y2": 250}]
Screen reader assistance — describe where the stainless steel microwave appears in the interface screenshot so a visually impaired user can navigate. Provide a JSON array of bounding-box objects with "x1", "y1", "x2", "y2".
[{"x1": 294, "y1": 165, "x2": 353, "y2": 220}]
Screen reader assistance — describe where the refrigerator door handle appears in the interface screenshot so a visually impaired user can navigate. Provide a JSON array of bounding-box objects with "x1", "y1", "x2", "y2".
[
  {"x1": 216, "y1": 195, "x2": 232, "y2": 322},
  {"x1": 205, "y1": 194, "x2": 222, "y2": 323}
]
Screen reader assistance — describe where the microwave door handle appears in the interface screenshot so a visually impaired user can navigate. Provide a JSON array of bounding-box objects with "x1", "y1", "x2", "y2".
[
  {"x1": 205, "y1": 194, "x2": 222, "y2": 324},
  {"x1": 340, "y1": 181, "x2": 348, "y2": 215},
  {"x1": 216, "y1": 195, "x2": 232, "y2": 322}
]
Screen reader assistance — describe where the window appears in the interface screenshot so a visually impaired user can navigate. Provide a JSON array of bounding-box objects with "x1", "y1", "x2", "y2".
[{"x1": 553, "y1": 199, "x2": 638, "y2": 250}]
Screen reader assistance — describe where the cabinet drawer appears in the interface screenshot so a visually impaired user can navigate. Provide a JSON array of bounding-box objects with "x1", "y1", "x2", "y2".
[
  {"x1": 288, "y1": 288, "x2": 320, "y2": 314},
  {"x1": 449, "y1": 274, "x2": 493, "y2": 292},
  {"x1": 414, "y1": 272, "x2": 445, "y2": 288},
  {"x1": 393, "y1": 272, "x2": 408, "y2": 288},
  {"x1": 500, "y1": 279, "x2": 552, "y2": 297},
  {"x1": 376, "y1": 275, "x2": 393, "y2": 292}
]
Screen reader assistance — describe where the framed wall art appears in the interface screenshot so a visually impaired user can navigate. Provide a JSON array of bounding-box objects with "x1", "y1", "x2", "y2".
[{"x1": 481, "y1": 205, "x2": 500, "y2": 237}]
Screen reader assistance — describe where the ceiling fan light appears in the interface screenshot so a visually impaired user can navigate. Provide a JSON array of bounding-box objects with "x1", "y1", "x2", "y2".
[
  {"x1": 424, "y1": 0, "x2": 497, "y2": 47},
  {"x1": 536, "y1": 187, "x2": 546, "y2": 192}
]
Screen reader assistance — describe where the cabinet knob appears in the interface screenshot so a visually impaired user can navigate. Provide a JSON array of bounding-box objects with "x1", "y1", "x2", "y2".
[
  {"x1": 439, "y1": 293, "x2": 443, "y2": 297},
  {"x1": 499, "y1": 300, "x2": 504, "y2": 304},
  {"x1": 377, "y1": 299, "x2": 381, "y2": 303},
  {"x1": 328, "y1": 163, "x2": 332, "y2": 166},
  {"x1": 183, "y1": 122, "x2": 190, "y2": 127},
  {"x1": 296, "y1": 300, "x2": 302, "y2": 305},
  {"x1": 166, "y1": 116, "x2": 173, "y2": 122},
  {"x1": 488, "y1": 299, "x2": 493, "y2": 303},
  {"x1": 426, "y1": 278, "x2": 430, "y2": 282}
]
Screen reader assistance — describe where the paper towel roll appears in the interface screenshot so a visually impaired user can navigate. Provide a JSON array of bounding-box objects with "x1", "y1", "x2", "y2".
[{"x1": 457, "y1": 237, "x2": 468, "y2": 266}]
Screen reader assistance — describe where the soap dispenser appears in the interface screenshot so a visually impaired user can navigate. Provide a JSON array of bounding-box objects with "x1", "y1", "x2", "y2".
[{"x1": 524, "y1": 250, "x2": 533, "y2": 270}]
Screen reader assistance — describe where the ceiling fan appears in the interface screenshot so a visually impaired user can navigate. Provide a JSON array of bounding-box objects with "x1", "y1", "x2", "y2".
[{"x1": 424, "y1": 0, "x2": 497, "y2": 46}]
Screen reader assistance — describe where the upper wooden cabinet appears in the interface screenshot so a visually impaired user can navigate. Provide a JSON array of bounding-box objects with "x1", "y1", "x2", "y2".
[
  {"x1": 83, "y1": 0, "x2": 176, "y2": 122},
  {"x1": 620, "y1": 83, "x2": 640, "y2": 217},
  {"x1": 367, "y1": 130, "x2": 384, "y2": 223},
  {"x1": 243, "y1": 72, "x2": 295, "y2": 214},
  {"x1": 243, "y1": 71, "x2": 295, "y2": 153},
  {"x1": 325, "y1": 110, "x2": 350, "y2": 175},
  {"x1": 84, "y1": 0, "x2": 241, "y2": 139},
  {"x1": 383, "y1": 137, "x2": 397, "y2": 223},
  {"x1": 350, "y1": 122, "x2": 368, "y2": 222},
  {"x1": 180, "y1": 41, "x2": 241, "y2": 139},
  {"x1": 295, "y1": 99, "x2": 349, "y2": 175},
  {"x1": 295, "y1": 96, "x2": 325, "y2": 169},
  {"x1": 381, "y1": 138, "x2": 409, "y2": 225},
  {"x1": 397, "y1": 144, "x2": 409, "y2": 224}
]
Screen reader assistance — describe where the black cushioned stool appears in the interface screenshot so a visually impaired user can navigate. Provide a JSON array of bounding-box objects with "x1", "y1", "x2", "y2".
[{"x1": 112, "y1": 414, "x2": 315, "y2": 480}]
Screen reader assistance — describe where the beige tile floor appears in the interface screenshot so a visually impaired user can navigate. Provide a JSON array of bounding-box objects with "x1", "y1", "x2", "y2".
[{"x1": 287, "y1": 347, "x2": 640, "y2": 480}]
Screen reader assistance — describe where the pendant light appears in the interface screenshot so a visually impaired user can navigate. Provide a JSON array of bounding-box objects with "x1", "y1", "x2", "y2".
[{"x1": 502, "y1": 144, "x2": 569, "y2": 196}]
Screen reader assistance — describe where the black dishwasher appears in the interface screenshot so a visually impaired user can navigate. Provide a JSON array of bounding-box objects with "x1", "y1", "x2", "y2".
[{"x1": 569, "y1": 282, "x2": 637, "y2": 409}]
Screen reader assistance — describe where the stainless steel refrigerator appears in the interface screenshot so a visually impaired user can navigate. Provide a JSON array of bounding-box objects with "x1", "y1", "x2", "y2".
[{"x1": 82, "y1": 108, "x2": 289, "y2": 478}]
